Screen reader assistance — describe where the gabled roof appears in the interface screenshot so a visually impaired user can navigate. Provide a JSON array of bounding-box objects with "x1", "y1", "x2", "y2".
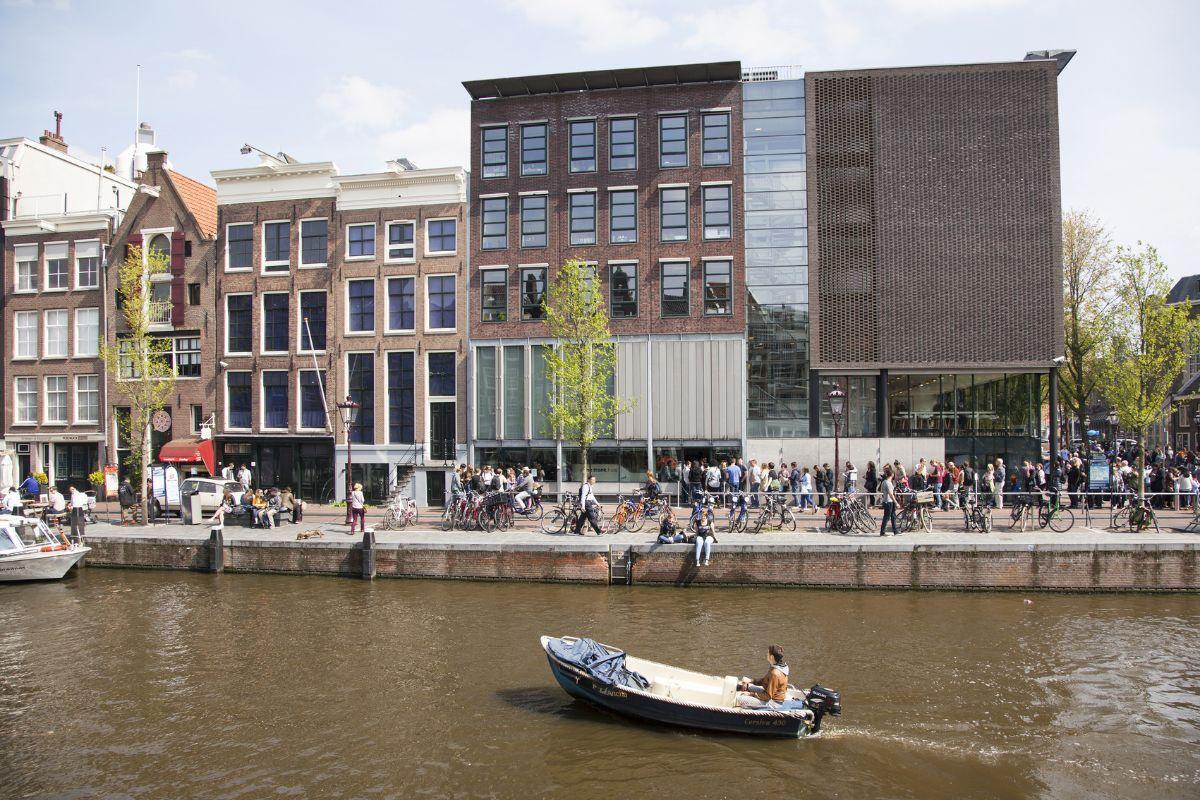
[
  {"x1": 1167, "y1": 274, "x2": 1200, "y2": 306},
  {"x1": 167, "y1": 169, "x2": 217, "y2": 239}
]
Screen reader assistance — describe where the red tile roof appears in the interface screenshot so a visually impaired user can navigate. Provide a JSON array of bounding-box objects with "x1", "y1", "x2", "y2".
[{"x1": 167, "y1": 170, "x2": 217, "y2": 239}]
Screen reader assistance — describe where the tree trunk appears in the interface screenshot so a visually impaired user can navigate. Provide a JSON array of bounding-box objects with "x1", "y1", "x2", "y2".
[
  {"x1": 1136, "y1": 427, "x2": 1146, "y2": 501},
  {"x1": 141, "y1": 416, "x2": 152, "y2": 524}
]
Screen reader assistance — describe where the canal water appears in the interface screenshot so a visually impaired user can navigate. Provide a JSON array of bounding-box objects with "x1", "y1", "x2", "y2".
[{"x1": 2, "y1": 572, "x2": 1197, "y2": 800}]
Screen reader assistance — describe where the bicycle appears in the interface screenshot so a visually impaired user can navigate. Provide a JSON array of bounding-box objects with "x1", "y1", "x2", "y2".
[
  {"x1": 541, "y1": 497, "x2": 604, "y2": 535},
  {"x1": 1037, "y1": 493, "x2": 1074, "y2": 533},
  {"x1": 751, "y1": 495, "x2": 796, "y2": 533},
  {"x1": 725, "y1": 493, "x2": 749, "y2": 533},
  {"x1": 604, "y1": 496, "x2": 639, "y2": 535},
  {"x1": 509, "y1": 488, "x2": 546, "y2": 523},
  {"x1": 962, "y1": 493, "x2": 992, "y2": 533},
  {"x1": 380, "y1": 494, "x2": 419, "y2": 530},
  {"x1": 1126, "y1": 496, "x2": 1159, "y2": 532}
]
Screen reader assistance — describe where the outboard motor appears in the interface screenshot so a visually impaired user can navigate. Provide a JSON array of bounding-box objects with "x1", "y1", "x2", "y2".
[{"x1": 805, "y1": 684, "x2": 842, "y2": 732}]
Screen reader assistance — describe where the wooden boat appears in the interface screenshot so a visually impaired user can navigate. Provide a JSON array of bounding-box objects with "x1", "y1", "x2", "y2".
[
  {"x1": 541, "y1": 635, "x2": 840, "y2": 738},
  {"x1": 0, "y1": 514, "x2": 89, "y2": 582}
]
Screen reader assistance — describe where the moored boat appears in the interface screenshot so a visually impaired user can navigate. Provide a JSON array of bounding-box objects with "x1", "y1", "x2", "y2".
[
  {"x1": 541, "y1": 635, "x2": 840, "y2": 737},
  {"x1": 0, "y1": 514, "x2": 90, "y2": 582}
]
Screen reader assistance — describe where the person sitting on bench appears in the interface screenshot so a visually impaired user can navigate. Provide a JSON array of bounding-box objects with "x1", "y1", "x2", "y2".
[{"x1": 44, "y1": 485, "x2": 68, "y2": 522}]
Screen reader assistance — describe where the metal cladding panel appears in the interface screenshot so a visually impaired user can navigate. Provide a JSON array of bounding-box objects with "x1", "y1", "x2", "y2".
[
  {"x1": 807, "y1": 61, "x2": 1064, "y2": 370},
  {"x1": 616, "y1": 341, "x2": 647, "y2": 439},
  {"x1": 647, "y1": 338, "x2": 744, "y2": 439}
]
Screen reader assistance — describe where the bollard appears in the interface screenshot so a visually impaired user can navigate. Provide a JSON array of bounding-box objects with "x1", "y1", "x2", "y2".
[
  {"x1": 209, "y1": 526, "x2": 225, "y2": 573},
  {"x1": 361, "y1": 528, "x2": 376, "y2": 580}
]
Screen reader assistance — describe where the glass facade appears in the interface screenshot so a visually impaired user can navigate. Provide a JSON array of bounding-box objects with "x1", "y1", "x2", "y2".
[{"x1": 743, "y1": 78, "x2": 809, "y2": 438}]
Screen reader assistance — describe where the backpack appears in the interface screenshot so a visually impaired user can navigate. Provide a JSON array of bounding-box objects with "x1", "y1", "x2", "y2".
[{"x1": 706, "y1": 466, "x2": 720, "y2": 488}]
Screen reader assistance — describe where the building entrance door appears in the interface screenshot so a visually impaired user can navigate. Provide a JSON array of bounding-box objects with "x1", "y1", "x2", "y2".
[
  {"x1": 430, "y1": 402, "x2": 456, "y2": 461},
  {"x1": 298, "y1": 444, "x2": 334, "y2": 503},
  {"x1": 53, "y1": 444, "x2": 99, "y2": 493},
  {"x1": 426, "y1": 470, "x2": 446, "y2": 507}
]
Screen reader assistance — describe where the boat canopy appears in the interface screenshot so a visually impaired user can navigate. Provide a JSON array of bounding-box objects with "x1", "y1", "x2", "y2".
[{"x1": 546, "y1": 637, "x2": 650, "y2": 691}]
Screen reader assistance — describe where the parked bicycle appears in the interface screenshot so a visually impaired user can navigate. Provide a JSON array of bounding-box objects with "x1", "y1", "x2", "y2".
[
  {"x1": 751, "y1": 495, "x2": 797, "y2": 533},
  {"x1": 961, "y1": 492, "x2": 992, "y2": 533},
  {"x1": 1037, "y1": 493, "x2": 1074, "y2": 532},
  {"x1": 379, "y1": 493, "x2": 419, "y2": 531}
]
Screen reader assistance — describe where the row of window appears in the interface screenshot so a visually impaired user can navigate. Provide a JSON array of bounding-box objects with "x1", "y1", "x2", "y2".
[
  {"x1": 13, "y1": 241, "x2": 101, "y2": 293},
  {"x1": 222, "y1": 276, "x2": 457, "y2": 355},
  {"x1": 480, "y1": 184, "x2": 732, "y2": 250},
  {"x1": 223, "y1": 218, "x2": 458, "y2": 272},
  {"x1": 12, "y1": 375, "x2": 100, "y2": 425},
  {"x1": 12, "y1": 308, "x2": 100, "y2": 360},
  {"x1": 479, "y1": 259, "x2": 733, "y2": 322},
  {"x1": 222, "y1": 352, "x2": 456, "y2": 442},
  {"x1": 117, "y1": 337, "x2": 201, "y2": 380},
  {"x1": 481, "y1": 112, "x2": 732, "y2": 178}
]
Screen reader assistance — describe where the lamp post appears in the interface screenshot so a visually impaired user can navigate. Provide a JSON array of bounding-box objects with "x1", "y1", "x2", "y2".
[
  {"x1": 828, "y1": 385, "x2": 846, "y2": 494},
  {"x1": 1107, "y1": 411, "x2": 1119, "y2": 446},
  {"x1": 337, "y1": 396, "x2": 360, "y2": 524}
]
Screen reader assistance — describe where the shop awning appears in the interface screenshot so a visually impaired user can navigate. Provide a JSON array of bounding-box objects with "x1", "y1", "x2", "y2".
[{"x1": 158, "y1": 438, "x2": 216, "y2": 476}]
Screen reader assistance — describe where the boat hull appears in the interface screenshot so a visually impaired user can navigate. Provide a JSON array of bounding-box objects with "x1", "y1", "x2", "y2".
[
  {"x1": 0, "y1": 547, "x2": 89, "y2": 582},
  {"x1": 544, "y1": 645, "x2": 809, "y2": 737}
]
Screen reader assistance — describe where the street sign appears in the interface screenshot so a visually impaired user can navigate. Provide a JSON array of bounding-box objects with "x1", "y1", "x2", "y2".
[{"x1": 152, "y1": 410, "x2": 172, "y2": 432}]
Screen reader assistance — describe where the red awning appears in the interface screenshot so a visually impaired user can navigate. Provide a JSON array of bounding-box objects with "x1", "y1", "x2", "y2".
[{"x1": 158, "y1": 438, "x2": 216, "y2": 476}]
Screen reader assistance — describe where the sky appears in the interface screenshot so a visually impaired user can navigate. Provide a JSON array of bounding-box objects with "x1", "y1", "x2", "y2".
[{"x1": 2, "y1": 0, "x2": 1197, "y2": 278}]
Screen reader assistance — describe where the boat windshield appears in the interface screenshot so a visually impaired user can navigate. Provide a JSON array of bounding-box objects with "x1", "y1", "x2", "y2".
[
  {"x1": 0, "y1": 528, "x2": 21, "y2": 552},
  {"x1": 13, "y1": 519, "x2": 57, "y2": 547}
]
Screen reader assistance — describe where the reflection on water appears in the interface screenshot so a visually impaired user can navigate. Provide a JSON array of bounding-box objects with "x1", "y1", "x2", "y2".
[{"x1": 1, "y1": 572, "x2": 1197, "y2": 799}]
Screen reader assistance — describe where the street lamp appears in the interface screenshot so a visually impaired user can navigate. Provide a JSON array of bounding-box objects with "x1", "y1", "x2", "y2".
[
  {"x1": 828, "y1": 385, "x2": 846, "y2": 494},
  {"x1": 1107, "y1": 411, "x2": 1119, "y2": 444},
  {"x1": 337, "y1": 396, "x2": 360, "y2": 524}
]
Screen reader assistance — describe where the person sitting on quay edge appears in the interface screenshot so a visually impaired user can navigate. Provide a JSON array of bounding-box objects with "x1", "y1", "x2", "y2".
[
  {"x1": 736, "y1": 644, "x2": 790, "y2": 709},
  {"x1": 656, "y1": 505, "x2": 685, "y2": 544},
  {"x1": 691, "y1": 510, "x2": 716, "y2": 567}
]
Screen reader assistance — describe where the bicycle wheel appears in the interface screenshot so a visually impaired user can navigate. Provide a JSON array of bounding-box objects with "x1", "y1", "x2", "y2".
[
  {"x1": 779, "y1": 507, "x2": 797, "y2": 532},
  {"x1": 625, "y1": 508, "x2": 646, "y2": 533},
  {"x1": 920, "y1": 508, "x2": 933, "y2": 533},
  {"x1": 854, "y1": 507, "x2": 875, "y2": 534},
  {"x1": 480, "y1": 508, "x2": 497, "y2": 533},
  {"x1": 498, "y1": 505, "x2": 514, "y2": 531},
  {"x1": 751, "y1": 510, "x2": 768, "y2": 534},
  {"x1": 410, "y1": 507, "x2": 420, "y2": 527},
  {"x1": 1129, "y1": 506, "x2": 1148, "y2": 532},
  {"x1": 440, "y1": 506, "x2": 455, "y2": 531},
  {"x1": 734, "y1": 512, "x2": 748, "y2": 533},
  {"x1": 527, "y1": 501, "x2": 545, "y2": 523},
  {"x1": 1010, "y1": 504, "x2": 1025, "y2": 529},
  {"x1": 541, "y1": 509, "x2": 567, "y2": 535},
  {"x1": 1047, "y1": 507, "x2": 1074, "y2": 532}
]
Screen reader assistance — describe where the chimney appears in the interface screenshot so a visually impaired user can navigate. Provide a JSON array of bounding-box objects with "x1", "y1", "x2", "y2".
[
  {"x1": 39, "y1": 110, "x2": 68, "y2": 153},
  {"x1": 146, "y1": 150, "x2": 168, "y2": 173}
]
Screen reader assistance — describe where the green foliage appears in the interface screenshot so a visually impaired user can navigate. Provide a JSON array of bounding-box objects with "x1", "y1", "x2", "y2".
[
  {"x1": 543, "y1": 258, "x2": 632, "y2": 480},
  {"x1": 1060, "y1": 209, "x2": 1116, "y2": 439},
  {"x1": 1100, "y1": 242, "x2": 1200, "y2": 495}
]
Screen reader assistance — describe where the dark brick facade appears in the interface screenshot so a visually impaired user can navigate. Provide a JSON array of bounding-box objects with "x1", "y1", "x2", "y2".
[
  {"x1": 467, "y1": 79, "x2": 744, "y2": 337},
  {"x1": 807, "y1": 60, "x2": 1064, "y2": 370}
]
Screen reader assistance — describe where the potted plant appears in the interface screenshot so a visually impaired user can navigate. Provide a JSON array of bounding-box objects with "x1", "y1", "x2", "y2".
[{"x1": 33, "y1": 471, "x2": 49, "y2": 494}]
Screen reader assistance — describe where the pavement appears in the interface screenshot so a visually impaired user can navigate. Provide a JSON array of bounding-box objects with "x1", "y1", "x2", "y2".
[{"x1": 82, "y1": 501, "x2": 1200, "y2": 547}]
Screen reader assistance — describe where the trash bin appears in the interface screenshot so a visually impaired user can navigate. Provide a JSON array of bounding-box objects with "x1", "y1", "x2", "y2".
[{"x1": 184, "y1": 491, "x2": 203, "y2": 525}]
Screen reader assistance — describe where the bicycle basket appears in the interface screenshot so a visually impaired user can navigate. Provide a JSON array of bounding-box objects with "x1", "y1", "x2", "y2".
[{"x1": 914, "y1": 490, "x2": 935, "y2": 505}]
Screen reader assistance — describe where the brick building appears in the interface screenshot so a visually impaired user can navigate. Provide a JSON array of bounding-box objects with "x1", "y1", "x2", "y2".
[
  {"x1": 210, "y1": 153, "x2": 468, "y2": 504},
  {"x1": 1, "y1": 125, "x2": 135, "y2": 490},
  {"x1": 462, "y1": 62, "x2": 745, "y2": 492}
]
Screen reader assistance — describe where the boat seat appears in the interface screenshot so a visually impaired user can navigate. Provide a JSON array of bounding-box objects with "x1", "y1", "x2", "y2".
[{"x1": 648, "y1": 675, "x2": 727, "y2": 706}]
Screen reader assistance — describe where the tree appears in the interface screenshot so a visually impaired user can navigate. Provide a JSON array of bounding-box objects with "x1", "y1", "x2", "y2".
[
  {"x1": 1099, "y1": 242, "x2": 1200, "y2": 497},
  {"x1": 1059, "y1": 209, "x2": 1116, "y2": 445},
  {"x1": 100, "y1": 245, "x2": 178, "y2": 521},
  {"x1": 543, "y1": 258, "x2": 631, "y2": 481}
]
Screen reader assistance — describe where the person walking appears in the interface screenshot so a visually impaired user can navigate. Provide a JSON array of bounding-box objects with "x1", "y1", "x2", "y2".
[
  {"x1": 879, "y1": 467, "x2": 900, "y2": 536},
  {"x1": 799, "y1": 467, "x2": 814, "y2": 512},
  {"x1": 573, "y1": 475, "x2": 603, "y2": 535},
  {"x1": 348, "y1": 482, "x2": 366, "y2": 534}
]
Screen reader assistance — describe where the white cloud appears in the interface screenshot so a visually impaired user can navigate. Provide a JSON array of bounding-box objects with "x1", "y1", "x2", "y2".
[
  {"x1": 506, "y1": 0, "x2": 669, "y2": 49},
  {"x1": 317, "y1": 76, "x2": 406, "y2": 133},
  {"x1": 886, "y1": 0, "x2": 1026, "y2": 15},
  {"x1": 375, "y1": 107, "x2": 471, "y2": 171},
  {"x1": 167, "y1": 69, "x2": 198, "y2": 91}
]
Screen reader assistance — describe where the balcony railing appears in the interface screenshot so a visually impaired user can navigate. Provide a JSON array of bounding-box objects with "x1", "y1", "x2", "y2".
[{"x1": 148, "y1": 301, "x2": 172, "y2": 325}]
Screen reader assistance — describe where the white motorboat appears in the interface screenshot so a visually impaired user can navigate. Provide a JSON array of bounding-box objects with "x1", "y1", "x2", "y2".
[{"x1": 0, "y1": 514, "x2": 90, "y2": 582}]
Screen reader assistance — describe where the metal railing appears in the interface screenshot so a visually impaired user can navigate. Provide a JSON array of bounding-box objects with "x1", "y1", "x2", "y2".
[{"x1": 148, "y1": 301, "x2": 172, "y2": 324}]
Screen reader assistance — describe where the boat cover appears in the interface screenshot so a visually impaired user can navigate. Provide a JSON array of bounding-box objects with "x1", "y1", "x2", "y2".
[{"x1": 547, "y1": 637, "x2": 650, "y2": 690}]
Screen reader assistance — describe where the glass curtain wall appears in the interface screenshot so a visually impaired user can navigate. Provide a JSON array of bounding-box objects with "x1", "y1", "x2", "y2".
[{"x1": 743, "y1": 77, "x2": 809, "y2": 437}]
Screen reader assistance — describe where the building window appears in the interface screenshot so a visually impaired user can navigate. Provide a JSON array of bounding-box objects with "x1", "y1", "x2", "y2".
[
  {"x1": 170, "y1": 336, "x2": 201, "y2": 377},
  {"x1": 299, "y1": 370, "x2": 327, "y2": 429},
  {"x1": 14, "y1": 377, "x2": 37, "y2": 423},
  {"x1": 609, "y1": 117, "x2": 637, "y2": 170},
  {"x1": 702, "y1": 112, "x2": 731, "y2": 166},
  {"x1": 75, "y1": 375, "x2": 99, "y2": 423},
  {"x1": 226, "y1": 295, "x2": 252, "y2": 353},
  {"x1": 263, "y1": 221, "x2": 290, "y2": 270},
  {"x1": 347, "y1": 223, "x2": 376, "y2": 259},
  {"x1": 520, "y1": 195, "x2": 547, "y2": 248},
  {"x1": 226, "y1": 223, "x2": 253, "y2": 270},
  {"x1": 75, "y1": 307, "x2": 99, "y2": 357},
  {"x1": 661, "y1": 261, "x2": 689, "y2": 317},
  {"x1": 660, "y1": 187, "x2": 689, "y2": 241},
  {"x1": 347, "y1": 279, "x2": 375, "y2": 333},
  {"x1": 610, "y1": 190, "x2": 637, "y2": 244},
  {"x1": 186, "y1": 283, "x2": 201, "y2": 305},
  {"x1": 14, "y1": 311, "x2": 37, "y2": 358},
  {"x1": 45, "y1": 243, "x2": 68, "y2": 290},
  {"x1": 386, "y1": 221, "x2": 415, "y2": 262},
  {"x1": 503, "y1": 346, "x2": 525, "y2": 439},
  {"x1": 476, "y1": 347, "x2": 497, "y2": 439},
  {"x1": 429, "y1": 352, "x2": 455, "y2": 397},
  {"x1": 702, "y1": 185, "x2": 732, "y2": 239},
  {"x1": 521, "y1": 123, "x2": 547, "y2": 175},
  {"x1": 386, "y1": 277, "x2": 415, "y2": 332},
  {"x1": 262, "y1": 371, "x2": 289, "y2": 429},
  {"x1": 347, "y1": 353, "x2": 374, "y2": 444},
  {"x1": 427, "y1": 219, "x2": 457, "y2": 255},
  {"x1": 482, "y1": 125, "x2": 508, "y2": 178},
  {"x1": 191, "y1": 405, "x2": 204, "y2": 434},
  {"x1": 226, "y1": 371, "x2": 252, "y2": 429},
  {"x1": 569, "y1": 119, "x2": 596, "y2": 173},
  {"x1": 75, "y1": 241, "x2": 100, "y2": 288},
  {"x1": 481, "y1": 197, "x2": 508, "y2": 250},
  {"x1": 659, "y1": 114, "x2": 688, "y2": 168},
  {"x1": 44, "y1": 376, "x2": 67, "y2": 423},
  {"x1": 428, "y1": 352, "x2": 456, "y2": 460},
  {"x1": 428, "y1": 275, "x2": 456, "y2": 330},
  {"x1": 300, "y1": 218, "x2": 328, "y2": 266},
  {"x1": 299, "y1": 291, "x2": 327, "y2": 352},
  {"x1": 703, "y1": 260, "x2": 733, "y2": 315},
  {"x1": 481, "y1": 269, "x2": 508, "y2": 323},
  {"x1": 569, "y1": 192, "x2": 597, "y2": 246},
  {"x1": 15, "y1": 244, "x2": 38, "y2": 291},
  {"x1": 520, "y1": 267, "x2": 546, "y2": 321},
  {"x1": 263, "y1": 293, "x2": 289, "y2": 353},
  {"x1": 387, "y1": 352, "x2": 415, "y2": 444},
  {"x1": 610, "y1": 263, "x2": 638, "y2": 318},
  {"x1": 44, "y1": 310, "x2": 67, "y2": 357}
]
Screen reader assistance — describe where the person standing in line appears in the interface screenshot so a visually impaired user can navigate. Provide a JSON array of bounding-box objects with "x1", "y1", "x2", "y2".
[
  {"x1": 879, "y1": 467, "x2": 900, "y2": 536},
  {"x1": 822, "y1": 463, "x2": 834, "y2": 505},
  {"x1": 863, "y1": 461, "x2": 878, "y2": 508},
  {"x1": 68, "y1": 485, "x2": 88, "y2": 541},
  {"x1": 789, "y1": 462, "x2": 801, "y2": 507},
  {"x1": 993, "y1": 458, "x2": 1006, "y2": 509},
  {"x1": 812, "y1": 464, "x2": 824, "y2": 508},
  {"x1": 680, "y1": 459, "x2": 692, "y2": 506},
  {"x1": 573, "y1": 475, "x2": 603, "y2": 535},
  {"x1": 747, "y1": 459, "x2": 760, "y2": 509},
  {"x1": 799, "y1": 467, "x2": 815, "y2": 512},
  {"x1": 348, "y1": 482, "x2": 366, "y2": 534},
  {"x1": 843, "y1": 461, "x2": 858, "y2": 495},
  {"x1": 726, "y1": 459, "x2": 743, "y2": 508}
]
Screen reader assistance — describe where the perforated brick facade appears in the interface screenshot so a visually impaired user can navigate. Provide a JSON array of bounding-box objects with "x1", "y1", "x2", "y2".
[{"x1": 806, "y1": 60, "x2": 1064, "y2": 370}]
